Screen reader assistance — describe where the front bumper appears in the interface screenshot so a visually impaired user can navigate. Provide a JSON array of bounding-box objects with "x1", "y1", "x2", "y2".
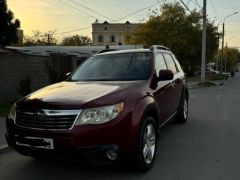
[
  {"x1": 6, "y1": 134, "x2": 118, "y2": 163},
  {"x1": 5, "y1": 113, "x2": 138, "y2": 161}
]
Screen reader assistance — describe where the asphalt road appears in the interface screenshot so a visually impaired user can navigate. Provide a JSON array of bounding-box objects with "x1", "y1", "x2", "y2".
[{"x1": 0, "y1": 76, "x2": 240, "y2": 180}]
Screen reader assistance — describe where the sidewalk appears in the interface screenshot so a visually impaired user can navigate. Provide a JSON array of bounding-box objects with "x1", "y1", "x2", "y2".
[
  {"x1": 0, "y1": 117, "x2": 6, "y2": 145},
  {"x1": 0, "y1": 117, "x2": 8, "y2": 153},
  {"x1": 187, "y1": 76, "x2": 228, "y2": 89}
]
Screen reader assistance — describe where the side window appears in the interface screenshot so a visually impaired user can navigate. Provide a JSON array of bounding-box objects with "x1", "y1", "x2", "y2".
[
  {"x1": 172, "y1": 55, "x2": 182, "y2": 72},
  {"x1": 155, "y1": 53, "x2": 167, "y2": 73},
  {"x1": 163, "y1": 53, "x2": 178, "y2": 74}
]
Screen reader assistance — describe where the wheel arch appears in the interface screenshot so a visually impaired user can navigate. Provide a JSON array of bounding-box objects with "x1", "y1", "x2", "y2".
[{"x1": 131, "y1": 96, "x2": 161, "y2": 137}]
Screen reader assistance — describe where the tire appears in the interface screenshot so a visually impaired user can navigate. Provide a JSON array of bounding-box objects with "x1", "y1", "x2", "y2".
[
  {"x1": 135, "y1": 116, "x2": 157, "y2": 172},
  {"x1": 176, "y1": 95, "x2": 188, "y2": 123}
]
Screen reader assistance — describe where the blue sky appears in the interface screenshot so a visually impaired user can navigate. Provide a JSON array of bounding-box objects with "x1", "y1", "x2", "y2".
[{"x1": 7, "y1": 0, "x2": 240, "y2": 47}]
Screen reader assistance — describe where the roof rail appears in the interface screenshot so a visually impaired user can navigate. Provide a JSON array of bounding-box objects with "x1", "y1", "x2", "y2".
[{"x1": 150, "y1": 45, "x2": 170, "y2": 51}]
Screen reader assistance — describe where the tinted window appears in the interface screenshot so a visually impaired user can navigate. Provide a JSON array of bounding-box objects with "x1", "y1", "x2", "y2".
[
  {"x1": 155, "y1": 53, "x2": 167, "y2": 73},
  {"x1": 71, "y1": 52, "x2": 151, "y2": 81},
  {"x1": 172, "y1": 55, "x2": 182, "y2": 72},
  {"x1": 163, "y1": 53, "x2": 177, "y2": 74}
]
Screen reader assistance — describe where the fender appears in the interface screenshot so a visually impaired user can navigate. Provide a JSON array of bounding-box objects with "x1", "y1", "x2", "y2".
[{"x1": 126, "y1": 95, "x2": 161, "y2": 152}]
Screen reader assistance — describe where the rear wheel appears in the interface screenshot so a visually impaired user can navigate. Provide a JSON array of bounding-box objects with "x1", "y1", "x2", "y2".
[
  {"x1": 176, "y1": 96, "x2": 188, "y2": 123},
  {"x1": 135, "y1": 116, "x2": 157, "y2": 172}
]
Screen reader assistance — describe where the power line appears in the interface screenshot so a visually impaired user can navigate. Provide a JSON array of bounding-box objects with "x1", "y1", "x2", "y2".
[
  {"x1": 69, "y1": 0, "x2": 114, "y2": 21},
  {"x1": 179, "y1": 0, "x2": 192, "y2": 13},
  {"x1": 58, "y1": 0, "x2": 97, "y2": 20},
  {"x1": 191, "y1": 0, "x2": 203, "y2": 11},
  {"x1": 209, "y1": 0, "x2": 219, "y2": 21},
  {"x1": 193, "y1": 0, "x2": 202, "y2": 9},
  {"x1": 54, "y1": 26, "x2": 91, "y2": 35},
  {"x1": 69, "y1": 0, "x2": 162, "y2": 22},
  {"x1": 54, "y1": 1, "x2": 163, "y2": 35},
  {"x1": 112, "y1": 1, "x2": 162, "y2": 22},
  {"x1": 29, "y1": 13, "x2": 89, "y2": 18}
]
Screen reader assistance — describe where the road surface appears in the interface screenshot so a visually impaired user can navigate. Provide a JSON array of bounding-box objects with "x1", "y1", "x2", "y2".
[{"x1": 0, "y1": 76, "x2": 240, "y2": 180}]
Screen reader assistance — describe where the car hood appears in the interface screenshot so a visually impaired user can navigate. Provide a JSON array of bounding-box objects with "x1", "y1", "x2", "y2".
[{"x1": 18, "y1": 81, "x2": 145, "y2": 109}]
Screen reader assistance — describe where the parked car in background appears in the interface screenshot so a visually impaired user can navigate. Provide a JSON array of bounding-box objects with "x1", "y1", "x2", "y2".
[
  {"x1": 5, "y1": 45, "x2": 188, "y2": 172},
  {"x1": 235, "y1": 66, "x2": 240, "y2": 72},
  {"x1": 195, "y1": 68, "x2": 220, "y2": 75}
]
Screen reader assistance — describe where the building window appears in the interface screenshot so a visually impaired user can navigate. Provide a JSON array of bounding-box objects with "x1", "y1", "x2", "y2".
[
  {"x1": 104, "y1": 27, "x2": 107, "y2": 31},
  {"x1": 98, "y1": 35, "x2": 104, "y2": 42},
  {"x1": 110, "y1": 35, "x2": 115, "y2": 42}
]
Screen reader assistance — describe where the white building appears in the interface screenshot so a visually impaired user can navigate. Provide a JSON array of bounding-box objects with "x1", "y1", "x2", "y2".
[{"x1": 92, "y1": 21, "x2": 142, "y2": 46}]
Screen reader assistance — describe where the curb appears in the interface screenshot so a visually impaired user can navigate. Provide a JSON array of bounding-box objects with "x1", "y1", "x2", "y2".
[
  {"x1": 188, "y1": 81, "x2": 225, "y2": 89},
  {"x1": 0, "y1": 144, "x2": 11, "y2": 154}
]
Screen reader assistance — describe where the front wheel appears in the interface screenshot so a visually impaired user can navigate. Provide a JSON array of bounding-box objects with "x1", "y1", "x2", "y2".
[{"x1": 135, "y1": 116, "x2": 157, "y2": 172}]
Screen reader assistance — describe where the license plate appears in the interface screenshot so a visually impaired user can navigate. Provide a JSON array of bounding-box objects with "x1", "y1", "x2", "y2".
[{"x1": 15, "y1": 135, "x2": 54, "y2": 150}]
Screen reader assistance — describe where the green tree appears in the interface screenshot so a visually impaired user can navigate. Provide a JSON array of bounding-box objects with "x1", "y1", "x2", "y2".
[
  {"x1": 61, "y1": 35, "x2": 92, "y2": 46},
  {"x1": 23, "y1": 30, "x2": 57, "y2": 46},
  {"x1": 133, "y1": 2, "x2": 219, "y2": 75},
  {"x1": 221, "y1": 47, "x2": 240, "y2": 71},
  {"x1": 0, "y1": 0, "x2": 21, "y2": 48}
]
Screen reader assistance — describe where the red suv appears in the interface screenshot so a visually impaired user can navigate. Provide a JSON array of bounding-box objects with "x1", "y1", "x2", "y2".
[{"x1": 5, "y1": 45, "x2": 188, "y2": 171}]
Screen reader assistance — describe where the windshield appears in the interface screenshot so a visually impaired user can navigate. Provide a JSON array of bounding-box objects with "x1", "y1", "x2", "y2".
[{"x1": 70, "y1": 52, "x2": 152, "y2": 81}]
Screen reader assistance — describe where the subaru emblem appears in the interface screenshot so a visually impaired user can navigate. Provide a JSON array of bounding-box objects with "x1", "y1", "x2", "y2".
[{"x1": 35, "y1": 110, "x2": 46, "y2": 120}]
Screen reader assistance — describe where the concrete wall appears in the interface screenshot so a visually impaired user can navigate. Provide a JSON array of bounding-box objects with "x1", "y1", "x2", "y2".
[{"x1": 0, "y1": 50, "x2": 79, "y2": 103}]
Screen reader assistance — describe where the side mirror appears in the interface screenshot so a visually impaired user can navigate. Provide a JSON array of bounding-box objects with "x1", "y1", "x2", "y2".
[
  {"x1": 65, "y1": 72, "x2": 72, "y2": 79},
  {"x1": 158, "y1": 70, "x2": 174, "y2": 81}
]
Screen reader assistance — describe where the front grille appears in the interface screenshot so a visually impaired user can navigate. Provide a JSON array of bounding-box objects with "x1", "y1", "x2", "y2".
[{"x1": 15, "y1": 110, "x2": 80, "y2": 130}]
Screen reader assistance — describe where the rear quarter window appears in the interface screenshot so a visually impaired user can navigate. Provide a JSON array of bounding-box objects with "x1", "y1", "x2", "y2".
[{"x1": 163, "y1": 53, "x2": 178, "y2": 74}]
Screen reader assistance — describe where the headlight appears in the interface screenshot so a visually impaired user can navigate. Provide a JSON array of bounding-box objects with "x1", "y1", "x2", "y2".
[
  {"x1": 8, "y1": 103, "x2": 16, "y2": 120},
  {"x1": 75, "y1": 102, "x2": 124, "y2": 126}
]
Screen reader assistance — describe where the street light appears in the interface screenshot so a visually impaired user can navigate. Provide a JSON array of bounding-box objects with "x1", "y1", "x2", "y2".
[{"x1": 221, "y1": 11, "x2": 239, "y2": 73}]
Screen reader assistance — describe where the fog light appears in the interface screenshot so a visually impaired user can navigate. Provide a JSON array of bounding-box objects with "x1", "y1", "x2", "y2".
[{"x1": 106, "y1": 149, "x2": 118, "y2": 160}]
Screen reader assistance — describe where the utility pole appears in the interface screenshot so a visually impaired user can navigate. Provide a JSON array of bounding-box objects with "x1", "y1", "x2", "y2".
[
  {"x1": 216, "y1": 32, "x2": 220, "y2": 71},
  {"x1": 47, "y1": 34, "x2": 50, "y2": 46},
  {"x1": 221, "y1": 23, "x2": 225, "y2": 73},
  {"x1": 221, "y1": 12, "x2": 239, "y2": 73},
  {"x1": 201, "y1": 0, "x2": 207, "y2": 83},
  {"x1": 225, "y1": 43, "x2": 228, "y2": 72}
]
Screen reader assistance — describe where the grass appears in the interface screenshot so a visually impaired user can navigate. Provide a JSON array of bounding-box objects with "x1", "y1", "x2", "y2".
[
  {"x1": 197, "y1": 81, "x2": 216, "y2": 87},
  {"x1": 206, "y1": 74, "x2": 229, "y2": 81},
  {"x1": 0, "y1": 104, "x2": 12, "y2": 117}
]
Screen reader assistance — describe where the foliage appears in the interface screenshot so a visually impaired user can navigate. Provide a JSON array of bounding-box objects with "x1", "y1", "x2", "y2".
[
  {"x1": 61, "y1": 35, "x2": 92, "y2": 46},
  {"x1": 0, "y1": 0, "x2": 21, "y2": 48},
  {"x1": 214, "y1": 47, "x2": 240, "y2": 72},
  {"x1": 0, "y1": 103, "x2": 11, "y2": 117},
  {"x1": 132, "y1": 2, "x2": 219, "y2": 75},
  {"x1": 16, "y1": 75, "x2": 31, "y2": 96},
  {"x1": 197, "y1": 81, "x2": 216, "y2": 87},
  {"x1": 23, "y1": 30, "x2": 57, "y2": 46},
  {"x1": 225, "y1": 48, "x2": 240, "y2": 71}
]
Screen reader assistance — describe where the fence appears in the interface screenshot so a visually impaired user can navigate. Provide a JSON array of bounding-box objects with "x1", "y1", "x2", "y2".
[{"x1": 0, "y1": 50, "x2": 81, "y2": 103}]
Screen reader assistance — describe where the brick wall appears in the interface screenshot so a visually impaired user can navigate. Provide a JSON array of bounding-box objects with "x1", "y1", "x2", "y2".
[{"x1": 0, "y1": 51, "x2": 79, "y2": 103}]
